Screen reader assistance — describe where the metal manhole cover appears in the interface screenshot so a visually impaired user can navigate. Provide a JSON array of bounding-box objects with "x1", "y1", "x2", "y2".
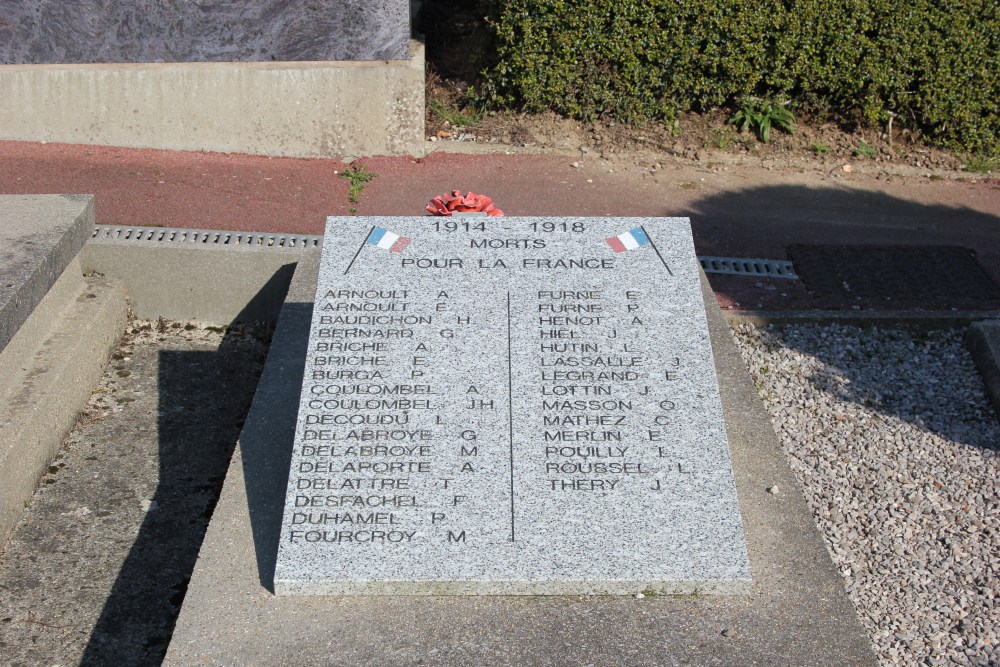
[{"x1": 787, "y1": 245, "x2": 1000, "y2": 300}]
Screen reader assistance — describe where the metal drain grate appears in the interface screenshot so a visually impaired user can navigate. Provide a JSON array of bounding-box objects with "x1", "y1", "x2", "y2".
[
  {"x1": 699, "y1": 256, "x2": 798, "y2": 280},
  {"x1": 91, "y1": 225, "x2": 323, "y2": 249}
]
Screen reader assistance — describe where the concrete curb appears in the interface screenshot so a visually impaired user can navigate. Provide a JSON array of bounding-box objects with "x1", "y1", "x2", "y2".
[
  {"x1": 164, "y1": 262, "x2": 876, "y2": 666},
  {"x1": 966, "y1": 321, "x2": 1000, "y2": 418},
  {"x1": 0, "y1": 42, "x2": 425, "y2": 158},
  {"x1": 2, "y1": 219, "x2": 319, "y2": 544},
  {"x1": 0, "y1": 269, "x2": 127, "y2": 543}
]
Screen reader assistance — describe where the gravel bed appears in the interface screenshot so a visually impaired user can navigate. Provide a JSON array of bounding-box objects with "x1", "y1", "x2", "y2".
[{"x1": 732, "y1": 323, "x2": 999, "y2": 667}]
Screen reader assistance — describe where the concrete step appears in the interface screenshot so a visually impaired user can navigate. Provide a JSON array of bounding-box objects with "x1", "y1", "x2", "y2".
[
  {"x1": 0, "y1": 270, "x2": 127, "y2": 543},
  {"x1": 0, "y1": 194, "x2": 127, "y2": 545}
]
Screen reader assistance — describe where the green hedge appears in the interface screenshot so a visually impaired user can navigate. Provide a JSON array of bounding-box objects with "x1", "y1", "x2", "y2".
[{"x1": 478, "y1": 0, "x2": 1000, "y2": 153}]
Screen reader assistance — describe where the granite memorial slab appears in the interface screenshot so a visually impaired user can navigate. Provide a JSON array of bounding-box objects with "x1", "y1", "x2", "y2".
[
  {"x1": 0, "y1": 0, "x2": 409, "y2": 63},
  {"x1": 274, "y1": 216, "x2": 751, "y2": 595}
]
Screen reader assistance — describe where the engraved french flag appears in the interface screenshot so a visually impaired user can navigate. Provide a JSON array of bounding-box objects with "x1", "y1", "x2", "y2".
[
  {"x1": 606, "y1": 227, "x2": 650, "y2": 253},
  {"x1": 368, "y1": 227, "x2": 412, "y2": 253}
]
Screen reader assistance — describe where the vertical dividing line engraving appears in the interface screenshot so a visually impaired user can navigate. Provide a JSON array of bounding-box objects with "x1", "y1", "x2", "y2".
[
  {"x1": 506, "y1": 291, "x2": 516, "y2": 542},
  {"x1": 641, "y1": 225, "x2": 674, "y2": 276},
  {"x1": 344, "y1": 226, "x2": 375, "y2": 275}
]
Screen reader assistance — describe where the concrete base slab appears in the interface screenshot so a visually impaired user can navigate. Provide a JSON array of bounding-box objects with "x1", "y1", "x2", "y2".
[
  {"x1": 81, "y1": 241, "x2": 305, "y2": 324},
  {"x1": 165, "y1": 258, "x2": 876, "y2": 665},
  {"x1": 0, "y1": 262, "x2": 127, "y2": 544},
  {"x1": 0, "y1": 43, "x2": 425, "y2": 158}
]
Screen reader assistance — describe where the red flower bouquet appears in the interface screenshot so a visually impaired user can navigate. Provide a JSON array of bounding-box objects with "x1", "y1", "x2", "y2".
[{"x1": 426, "y1": 190, "x2": 503, "y2": 217}]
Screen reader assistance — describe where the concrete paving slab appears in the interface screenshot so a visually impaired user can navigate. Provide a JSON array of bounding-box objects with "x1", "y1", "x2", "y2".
[
  {"x1": 0, "y1": 319, "x2": 272, "y2": 667},
  {"x1": 165, "y1": 256, "x2": 876, "y2": 666},
  {"x1": 0, "y1": 267, "x2": 127, "y2": 544},
  {"x1": 0, "y1": 194, "x2": 93, "y2": 354},
  {"x1": 81, "y1": 241, "x2": 304, "y2": 324}
]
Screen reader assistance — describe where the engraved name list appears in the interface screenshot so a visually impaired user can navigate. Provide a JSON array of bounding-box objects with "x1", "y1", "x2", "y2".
[{"x1": 274, "y1": 216, "x2": 751, "y2": 596}]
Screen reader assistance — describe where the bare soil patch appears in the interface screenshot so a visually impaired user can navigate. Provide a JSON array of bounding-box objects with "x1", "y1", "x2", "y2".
[{"x1": 426, "y1": 74, "x2": 974, "y2": 180}]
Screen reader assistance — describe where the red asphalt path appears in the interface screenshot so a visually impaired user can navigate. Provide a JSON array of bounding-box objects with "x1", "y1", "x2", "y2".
[
  {"x1": 0, "y1": 140, "x2": 669, "y2": 232},
  {"x1": 3, "y1": 139, "x2": 1000, "y2": 311}
]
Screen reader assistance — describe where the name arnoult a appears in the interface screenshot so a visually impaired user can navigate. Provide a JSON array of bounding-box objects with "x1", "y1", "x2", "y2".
[{"x1": 323, "y1": 289, "x2": 410, "y2": 299}]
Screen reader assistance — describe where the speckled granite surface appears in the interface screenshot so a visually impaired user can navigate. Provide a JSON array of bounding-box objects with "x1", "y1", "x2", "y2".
[
  {"x1": 0, "y1": 0, "x2": 409, "y2": 63},
  {"x1": 274, "y1": 216, "x2": 751, "y2": 595}
]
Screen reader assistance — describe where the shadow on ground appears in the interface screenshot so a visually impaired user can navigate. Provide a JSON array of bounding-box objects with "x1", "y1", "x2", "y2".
[
  {"x1": 742, "y1": 324, "x2": 1000, "y2": 455},
  {"x1": 686, "y1": 185, "x2": 1000, "y2": 451},
  {"x1": 680, "y1": 184, "x2": 1000, "y2": 311},
  {"x1": 78, "y1": 330, "x2": 271, "y2": 665},
  {"x1": 239, "y1": 302, "x2": 312, "y2": 592}
]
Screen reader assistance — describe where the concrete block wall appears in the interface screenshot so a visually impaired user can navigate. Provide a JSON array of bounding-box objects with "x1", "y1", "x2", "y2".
[{"x1": 0, "y1": 42, "x2": 425, "y2": 158}]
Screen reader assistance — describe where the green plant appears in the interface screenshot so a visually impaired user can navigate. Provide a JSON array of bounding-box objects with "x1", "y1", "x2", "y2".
[
  {"x1": 340, "y1": 163, "x2": 377, "y2": 212},
  {"x1": 429, "y1": 98, "x2": 483, "y2": 128},
  {"x1": 854, "y1": 141, "x2": 877, "y2": 158},
  {"x1": 810, "y1": 142, "x2": 831, "y2": 156},
  {"x1": 730, "y1": 99, "x2": 795, "y2": 144},
  {"x1": 478, "y1": 0, "x2": 1000, "y2": 154},
  {"x1": 711, "y1": 127, "x2": 734, "y2": 150},
  {"x1": 964, "y1": 154, "x2": 998, "y2": 173}
]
